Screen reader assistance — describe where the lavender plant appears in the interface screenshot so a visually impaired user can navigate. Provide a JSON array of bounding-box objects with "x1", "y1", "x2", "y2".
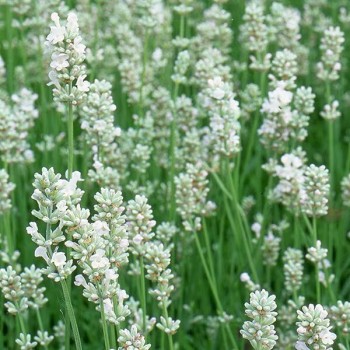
[{"x1": 1, "y1": 1, "x2": 350, "y2": 349}]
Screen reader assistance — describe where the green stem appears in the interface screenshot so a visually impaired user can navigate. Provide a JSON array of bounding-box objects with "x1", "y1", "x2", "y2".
[
  {"x1": 202, "y1": 219, "x2": 215, "y2": 279},
  {"x1": 17, "y1": 313, "x2": 27, "y2": 337},
  {"x1": 13, "y1": 303, "x2": 27, "y2": 338},
  {"x1": 2, "y1": 163, "x2": 13, "y2": 253},
  {"x1": 312, "y1": 217, "x2": 321, "y2": 304},
  {"x1": 346, "y1": 140, "x2": 350, "y2": 174},
  {"x1": 266, "y1": 266, "x2": 271, "y2": 289},
  {"x1": 193, "y1": 232, "x2": 238, "y2": 350},
  {"x1": 261, "y1": 175, "x2": 273, "y2": 232},
  {"x1": 112, "y1": 296, "x2": 120, "y2": 346},
  {"x1": 36, "y1": 309, "x2": 49, "y2": 350},
  {"x1": 312, "y1": 216, "x2": 317, "y2": 246},
  {"x1": 0, "y1": 296, "x2": 3, "y2": 349},
  {"x1": 100, "y1": 299, "x2": 111, "y2": 350},
  {"x1": 65, "y1": 91, "x2": 74, "y2": 350},
  {"x1": 345, "y1": 335, "x2": 350, "y2": 350},
  {"x1": 67, "y1": 99, "x2": 74, "y2": 179},
  {"x1": 292, "y1": 289, "x2": 298, "y2": 304},
  {"x1": 243, "y1": 110, "x2": 260, "y2": 176},
  {"x1": 328, "y1": 121, "x2": 334, "y2": 199},
  {"x1": 223, "y1": 196, "x2": 258, "y2": 284},
  {"x1": 36, "y1": 309, "x2": 44, "y2": 331},
  {"x1": 302, "y1": 214, "x2": 313, "y2": 239},
  {"x1": 169, "y1": 82, "x2": 179, "y2": 221},
  {"x1": 212, "y1": 172, "x2": 233, "y2": 200},
  {"x1": 179, "y1": 14, "x2": 185, "y2": 39},
  {"x1": 60, "y1": 280, "x2": 82, "y2": 350},
  {"x1": 328, "y1": 120, "x2": 335, "y2": 265},
  {"x1": 18, "y1": 16, "x2": 28, "y2": 81},
  {"x1": 242, "y1": 54, "x2": 266, "y2": 193},
  {"x1": 109, "y1": 325, "x2": 116, "y2": 349},
  {"x1": 169, "y1": 14, "x2": 185, "y2": 220},
  {"x1": 33, "y1": 0, "x2": 49, "y2": 164},
  {"x1": 5, "y1": 5, "x2": 14, "y2": 94},
  {"x1": 162, "y1": 302, "x2": 174, "y2": 350},
  {"x1": 225, "y1": 162, "x2": 259, "y2": 283},
  {"x1": 234, "y1": 153, "x2": 241, "y2": 194},
  {"x1": 293, "y1": 215, "x2": 300, "y2": 248},
  {"x1": 139, "y1": 256, "x2": 147, "y2": 335},
  {"x1": 3, "y1": 211, "x2": 13, "y2": 254},
  {"x1": 138, "y1": 31, "x2": 149, "y2": 118}
]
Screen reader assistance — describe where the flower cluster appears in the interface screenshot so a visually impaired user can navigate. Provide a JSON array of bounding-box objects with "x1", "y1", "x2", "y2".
[
  {"x1": 201, "y1": 76, "x2": 241, "y2": 159},
  {"x1": 320, "y1": 100, "x2": 341, "y2": 121},
  {"x1": 70, "y1": 188, "x2": 130, "y2": 325},
  {"x1": 341, "y1": 173, "x2": 350, "y2": 207},
  {"x1": 126, "y1": 195, "x2": 156, "y2": 256},
  {"x1": 269, "y1": 49, "x2": 298, "y2": 90},
  {"x1": 329, "y1": 300, "x2": 350, "y2": 335},
  {"x1": 240, "y1": 1, "x2": 268, "y2": 53},
  {"x1": 296, "y1": 304, "x2": 336, "y2": 350},
  {"x1": 0, "y1": 55, "x2": 5, "y2": 86},
  {"x1": 269, "y1": 152, "x2": 305, "y2": 213},
  {"x1": 240, "y1": 84, "x2": 262, "y2": 120},
  {"x1": 175, "y1": 162, "x2": 215, "y2": 232},
  {"x1": 261, "y1": 232, "x2": 281, "y2": 267},
  {"x1": 45, "y1": 12, "x2": 90, "y2": 104},
  {"x1": 171, "y1": 50, "x2": 191, "y2": 85},
  {"x1": 259, "y1": 80, "x2": 314, "y2": 155},
  {"x1": 283, "y1": 248, "x2": 304, "y2": 293},
  {"x1": 317, "y1": 26, "x2": 345, "y2": 81},
  {"x1": 269, "y1": 152, "x2": 330, "y2": 217},
  {"x1": 240, "y1": 289, "x2": 278, "y2": 350},
  {"x1": 300, "y1": 165, "x2": 330, "y2": 217},
  {"x1": 80, "y1": 79, "x2": 124, "y2": 189},
  {"x1": 306, "y1": 240, "x2": 334, "y2": 287},
  {"x1": 27, "y1": 168, "x2": 83, "y2": 281},
  {"x1": 278, "y1": 297, "x2": 305, "y2": 348},
  {"x1": 117, "y1": 325, "x2": 151, "y2": 350},
  {"x1": 0, "y1": 169, "x2": 15, "y2": 214},
  {"x1": 0, "y1": 88, "x2": 38, "y2": 164},
  {"x1": 125, "y1": 194, "x2": 180, "y2": 334},
  {"x1": 0, "y1": 264, "x2": 53, "y2": 347},
  {"x1": 240, "y1": 272, "x2": 260, "y2": 292},
  {"x1": 268, "y1": 2, "x2": 301, "y2": 50}
]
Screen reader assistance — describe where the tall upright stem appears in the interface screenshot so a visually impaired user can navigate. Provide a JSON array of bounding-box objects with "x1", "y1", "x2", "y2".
[
  {"x1": 100, "y1": 298, "x2": 111, "y2": 350},
  {"x1": 67, "y1": 99, "x2": 74, "y2": 179},
  {"x1": 5, "y1": 5, "x2": 14, "y2": 94},
  {"x1": 138, "y1": 31, "x2": 149, "y2": 118},
  {"x1": 328, "y1": 121, "x2": 334, "y2": 199},
  {"x1": 194, "y1": 232, "x2": 238, "y2": 350},
  {"x1": 169, "y1": 82, "x2": 179, "y2": 221},
  {"x1": 139, "y1": 256, "x2": 147, "y2": 335},
  {"x1": 312, "y1": 217, "x2": 321, "y2": 304},
  {"x1": 61, "y1": 280, "x2": 82, "y2": 350},
  {"x1": 162, "y1": 302, "x2": 174, "y2": 350},
  {"x1": 36, "y1": 309, "x2": 49, "y2": 350},
  {"x1": 3, "y1": 211, "x2": 12, "y2": 254},
  {"x1": 169, "y1": 14, "x2": 185, "y2": 221},
  {"x1": 65, "y1": 84, "x2": 74, "y2": 350},
  {"x1": 226, "y1": 161, "x2": 259, "y2": 283}
]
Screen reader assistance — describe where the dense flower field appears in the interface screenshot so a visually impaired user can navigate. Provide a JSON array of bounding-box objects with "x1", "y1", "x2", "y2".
[{"x1": 0, "y1": 0, "x2": 350, "y2": 349}]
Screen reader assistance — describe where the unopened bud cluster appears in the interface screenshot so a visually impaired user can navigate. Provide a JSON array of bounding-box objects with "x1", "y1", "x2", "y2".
[{"x1": 240, "y1": 289, "x2": 278, "y2": 350}]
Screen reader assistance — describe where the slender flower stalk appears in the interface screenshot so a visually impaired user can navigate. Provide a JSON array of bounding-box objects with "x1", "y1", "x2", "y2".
[
  {"x1": 99, "y1": 296, "x2": 111, "y2": 350},
  {"x1": 61, "y1": 279, "x2": 82, "y2": 350},
  {"x1": 139, "y1": 256, "x2": 147, "y2": 334},
  {"x1": 67, "y1": 84, "x2": 74, "y2": 179}
]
